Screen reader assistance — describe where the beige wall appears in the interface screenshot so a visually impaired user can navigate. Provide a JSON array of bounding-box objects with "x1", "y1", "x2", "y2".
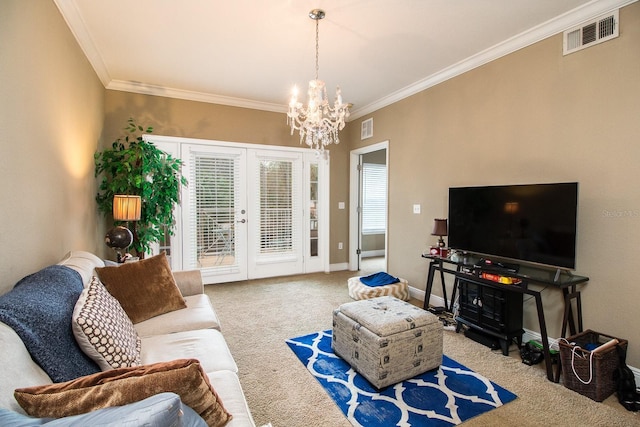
[
  {"x1": 103, "y1": 92, "x2": 297, "y2": 148},
  {"x1": 0, "y1": 0, "x2": 104, "y2": 294},
  {"x1": 362, "y1": 234, "x2": 385, "y2": 252},
  {"x1": 345, "y1": 3, "x2": 640, "y2": 365}
]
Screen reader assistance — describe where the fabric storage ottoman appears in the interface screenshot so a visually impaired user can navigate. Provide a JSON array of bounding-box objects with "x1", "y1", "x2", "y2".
[
  {"x1": 332, "y1": 296, "x2": 442, "y2": 389},
  {"x1": 347, "y1": 275, "x2": 409, "y2": 301}
]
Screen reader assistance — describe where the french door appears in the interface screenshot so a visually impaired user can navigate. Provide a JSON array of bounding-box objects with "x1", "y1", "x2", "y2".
[
  {"x1": 247, "y1": 149, "x2": 304, "y2": 279},
  {"x1": 182, "y1": 144, "x2": 248, "y2": 283},
  {"x1": 150, "y1": 136, "x2": 327, "y2": 283}
]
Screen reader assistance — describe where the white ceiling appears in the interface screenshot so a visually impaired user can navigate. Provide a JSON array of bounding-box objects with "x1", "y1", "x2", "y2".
[{"x1": 54, "y1": 0, "x2": 629, "y2": 119}]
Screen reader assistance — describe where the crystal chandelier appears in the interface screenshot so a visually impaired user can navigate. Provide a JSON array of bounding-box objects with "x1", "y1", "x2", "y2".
[{"x1": 287, "y1": 9, "x2": 350, "y2": 154}]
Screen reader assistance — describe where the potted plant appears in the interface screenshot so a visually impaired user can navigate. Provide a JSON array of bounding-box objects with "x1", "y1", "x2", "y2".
[{"x1": 95, "y1": 118, "x2": 187, "y2": 258}]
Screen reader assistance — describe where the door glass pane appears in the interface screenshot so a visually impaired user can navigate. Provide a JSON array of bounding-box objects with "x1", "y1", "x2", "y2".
[
  {"x1": 259, "y1": 160, "x2": 292, "y2": 254},
  {"x1": 194, "y1": 156, "x2": 237, "y2": 268}
]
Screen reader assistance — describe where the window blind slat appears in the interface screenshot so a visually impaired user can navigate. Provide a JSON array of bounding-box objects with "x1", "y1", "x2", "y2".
[
  {"x1": 259, "y1": 160, "x2": 293, "y2": 254},
  {"x1": 362, "y1": 163, "x2": 387, "y2": 234},
  {"x1": 188, "y1": 152, "x2": 240, "y2": 271}
]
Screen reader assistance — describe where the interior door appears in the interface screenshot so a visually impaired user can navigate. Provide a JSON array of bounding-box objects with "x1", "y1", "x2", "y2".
[
  {"x1": 349, "y1": 141, "x2": 389, "y2": 272},
  {"x1": 181, "y1": 144, "x2": 248, "y2": 284},
  {"x1": 357, "y1": 154, "x2": 364, "y2": 271}
]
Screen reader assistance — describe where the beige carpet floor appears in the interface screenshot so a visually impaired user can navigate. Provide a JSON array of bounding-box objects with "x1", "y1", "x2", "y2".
[{"x1": 205, "y1": 270, "x2": 639, "y2": 427}]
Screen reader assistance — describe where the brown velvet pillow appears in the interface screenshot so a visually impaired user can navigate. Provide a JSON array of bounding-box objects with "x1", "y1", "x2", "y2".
[
  {"x1": 14, "y1": 359, "x2": 232, "y2": 427},
  {"x1": 95, "y1": 253, "x2": 186, "y2": 323}
]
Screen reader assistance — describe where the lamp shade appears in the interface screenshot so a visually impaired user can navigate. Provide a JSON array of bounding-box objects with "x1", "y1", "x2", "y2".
[
  {"x1": 431, "y1": 218, "x2": 448, "y2": 236},
  {"x1": 113, "y1": 195, "x2": 141, "y2": 221}
]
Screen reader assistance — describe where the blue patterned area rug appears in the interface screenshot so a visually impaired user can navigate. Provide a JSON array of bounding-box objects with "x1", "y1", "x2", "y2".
[{"x1": 286, "y1": 330, "x2": 517, "y2": 427}]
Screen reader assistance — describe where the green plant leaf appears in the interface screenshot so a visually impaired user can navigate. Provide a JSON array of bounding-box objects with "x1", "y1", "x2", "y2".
[{"x1": 94, "y1": 118, "x2": 187, "y2": 258}]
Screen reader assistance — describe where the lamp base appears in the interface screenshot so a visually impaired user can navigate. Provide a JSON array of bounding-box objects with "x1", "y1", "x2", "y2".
[
  {"x1": 105, "y1": 226, "x2": 133, "y2": 248},
  {"x1": 429, "y1": 246, "x2": 449, "y2": 258},
  {"x1": 105, "y1": 226, "x2": 134, "y2": 263}
]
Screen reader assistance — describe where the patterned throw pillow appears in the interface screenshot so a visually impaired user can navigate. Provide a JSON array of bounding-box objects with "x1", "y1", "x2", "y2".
[{"x1": 72, "y1": 276, "x2": 141, "y2": 370}]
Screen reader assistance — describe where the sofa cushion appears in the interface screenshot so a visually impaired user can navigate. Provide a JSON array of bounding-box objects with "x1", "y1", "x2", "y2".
[
  {"x1": 0, "y1": 392, "x2": 206, "y2": 426},
  {"x1": 140, "y1": 329, "x2": 238, "y2": 373},
  {"x1": 14, "y1": 359, "x2": 232, "y2": 427},
  {"x1": 0, "y1": 265, "x2": 100, "y2": 383},
  {"x1": 0, "y1": 323, "x2": 52, "y2": 414},
  {"x1": 57, "y1": 251, "x2": 106, "y2": 286},
  {"x1": 135, "y1": 294, "x2": 222, "y2": 337},
  {"x1": 72, "y1": 276, "x2": 141, "y2": 370},
  {"x1": 95, "y1": 253, "x2": 187, "y2": 323},
  {"x1": 207, "y1": 370, "x2": 256, "y2": 427},
  {"x1": 173, "y1": 269, "x2": 205, "y2": 297}
]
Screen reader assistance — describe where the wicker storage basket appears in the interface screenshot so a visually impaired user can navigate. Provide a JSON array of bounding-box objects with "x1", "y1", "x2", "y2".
[{"x1": 559, "y1": 330, "x2": 627, "y2": 402}]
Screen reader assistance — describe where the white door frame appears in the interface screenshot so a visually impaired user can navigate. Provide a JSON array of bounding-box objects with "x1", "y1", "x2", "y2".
[{"x1": 349, "y1": 140, "x2": 389, "y2": 271}]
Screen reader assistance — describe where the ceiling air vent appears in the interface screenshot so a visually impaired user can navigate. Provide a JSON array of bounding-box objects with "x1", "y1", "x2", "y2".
[{"x1": 563, "y1": 10, "x2": 618, "y2": 56}]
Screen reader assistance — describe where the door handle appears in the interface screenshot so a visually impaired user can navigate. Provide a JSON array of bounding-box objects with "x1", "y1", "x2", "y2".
[{"x1": 237, "y1": 219, "x2": 246, "y2": 224}]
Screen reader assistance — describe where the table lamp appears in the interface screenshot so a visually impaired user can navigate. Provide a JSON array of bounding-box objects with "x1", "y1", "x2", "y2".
[
  {"x1": 105, "y1": 195, "x2": 141, "y2": 262},
  {"x1": 431, "y1": 218, "x2": 448, "y2": 248}
]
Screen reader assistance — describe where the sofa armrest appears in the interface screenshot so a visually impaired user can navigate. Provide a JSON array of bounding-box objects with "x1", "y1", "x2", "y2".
[{"x1": 173, "y1": 270, "x2": 204, "y2": 297}]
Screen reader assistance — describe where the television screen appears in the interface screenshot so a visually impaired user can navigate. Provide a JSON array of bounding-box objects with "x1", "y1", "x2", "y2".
[{"x1": 448, "y1": 182, "x2": 578, "y2": 270}]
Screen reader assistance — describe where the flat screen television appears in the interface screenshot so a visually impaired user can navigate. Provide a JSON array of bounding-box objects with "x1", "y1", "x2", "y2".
[{"x1": 448, "y1": 182, "x2": 578, "y2": 270}]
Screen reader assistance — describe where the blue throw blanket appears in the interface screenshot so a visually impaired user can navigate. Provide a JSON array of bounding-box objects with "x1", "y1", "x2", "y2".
[
  {"x1": 359, "y1": 271, "x2": 400, "y2": 287},
  {"x1": 0, "y1": 265, "x2": 100, "y2": 382}
]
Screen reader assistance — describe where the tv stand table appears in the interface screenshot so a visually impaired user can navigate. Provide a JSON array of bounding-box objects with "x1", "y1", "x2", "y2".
[{"x1": 421, "y1": 254, "x2": 589, "y2": 382}]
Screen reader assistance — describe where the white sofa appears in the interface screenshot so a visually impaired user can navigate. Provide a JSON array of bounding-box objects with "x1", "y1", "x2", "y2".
[{"x1": 0, "y1": 251, "x2": 255, "y2": 426}]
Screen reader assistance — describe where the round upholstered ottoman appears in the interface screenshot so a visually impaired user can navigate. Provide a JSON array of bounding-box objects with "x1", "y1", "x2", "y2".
[{"x1": 348, "y1": 275, "x2": 409, "y2": 301}]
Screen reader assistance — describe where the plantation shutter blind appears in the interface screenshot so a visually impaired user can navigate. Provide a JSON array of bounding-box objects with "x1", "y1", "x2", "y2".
[
  {"x1": 187, "y1": 151, "x2": 241, "y2": 272},
  {"x1": 362, "y1": 163, "x2": 387, "y2": 235}
]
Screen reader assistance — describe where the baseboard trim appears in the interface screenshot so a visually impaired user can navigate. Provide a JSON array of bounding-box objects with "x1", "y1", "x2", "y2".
[
  {"x1": 410, "y1": 285, "x2": 640, "y2": 386},
  {"x1": 361, "y1": 250, "x2": 385, "y2": 258},
  {"x1": 409, "y1": 285, "x2": 426, "y2": 305},
  {"x1": 329, "y1": 262, "x2": 349, "y2": 272}
]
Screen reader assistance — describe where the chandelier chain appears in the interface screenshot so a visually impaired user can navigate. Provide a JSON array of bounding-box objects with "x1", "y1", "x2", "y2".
[{"x1": 315, "y1": 17, "x2": 320, "y2": 81}]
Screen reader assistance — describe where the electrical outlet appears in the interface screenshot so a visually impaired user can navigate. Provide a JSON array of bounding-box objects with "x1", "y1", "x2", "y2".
[
  {"x1": 413, "y1": 204, "x2": 421, "y2": 214},
  {"x1": 338, "y1": 242, "x2": 343, "y2": 250}
]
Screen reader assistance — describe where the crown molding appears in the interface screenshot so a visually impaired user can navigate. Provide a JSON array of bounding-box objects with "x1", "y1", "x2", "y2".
[
  {"x1": 348, "y1": 0, "x2": 637, "y2": 120},
  {"x1": 53, "y1": 0, "x2": 111, "y2": 86},
  {"x1": 55, "y1": 0, "x2": 636, "y2": 119},
  {"x1": 106, "y1": 80, "x2": 286, "y2": 113}
]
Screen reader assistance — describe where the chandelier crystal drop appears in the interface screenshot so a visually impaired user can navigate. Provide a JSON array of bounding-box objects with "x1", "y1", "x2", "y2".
[{"x1": 287, "y1": 9, "x2": 350, "y2": 155}]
